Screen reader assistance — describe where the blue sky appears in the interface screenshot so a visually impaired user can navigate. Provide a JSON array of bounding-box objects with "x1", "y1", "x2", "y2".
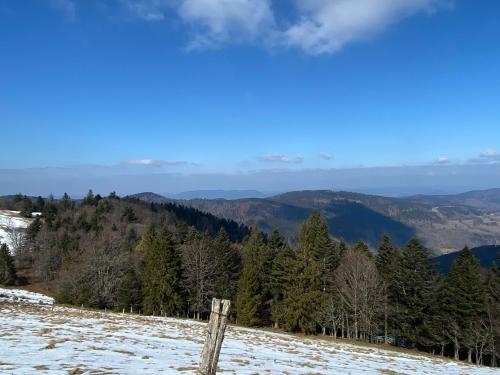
[{"x1": 0, "y1": 0, "x2": 499, "y2": 195}]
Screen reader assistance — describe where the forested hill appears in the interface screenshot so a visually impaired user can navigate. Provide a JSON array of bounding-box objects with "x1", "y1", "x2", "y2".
[
  {"x1": 434, "y1": 245, "x2": 500, "y2": 274},
  {"x1": 132, "y1": 189, "x2": 500, "y2": 253}
]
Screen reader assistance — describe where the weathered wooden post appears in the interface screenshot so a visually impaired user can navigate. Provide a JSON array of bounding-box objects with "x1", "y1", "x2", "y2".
[{"x1": 198, "y1": 298, "x2": 231, "y2": 375}]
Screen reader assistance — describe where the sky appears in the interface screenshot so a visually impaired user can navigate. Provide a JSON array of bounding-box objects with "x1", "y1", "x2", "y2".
[{"x1": 0, "y1": 0, "x2": 499, "y2": 196}]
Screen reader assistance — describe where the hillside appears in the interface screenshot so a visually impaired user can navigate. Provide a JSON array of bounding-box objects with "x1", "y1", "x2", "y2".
[
  {"x1": 434, "y1": 245, "x2": 500, "y2": 274},
  {"x1": 409, "y1": 188, "x2": 500, "y2": 213},
  {"x1": 1, "y1": 287, "x2": 496, "y2": 375},
  {"x1": 132, "y1": 190, "x2": 500, "y2": 253}
]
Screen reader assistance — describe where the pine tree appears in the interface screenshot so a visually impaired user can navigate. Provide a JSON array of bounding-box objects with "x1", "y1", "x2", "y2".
[
  {"x1": 440, "y1": 247, "x2": 487, "y2": 361},
  {"x1": 392, "y1": 238, "x2": 438, "y2": 349},
  {"x1": 142, "y1": 226, "x2": 184, "y2": 316},
  {"x1": 0, "y1": 244, "x2": 17, "y2": 285}
]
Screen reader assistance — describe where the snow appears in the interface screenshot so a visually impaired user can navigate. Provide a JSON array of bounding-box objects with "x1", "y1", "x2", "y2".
[
  {"x1": 0, "y1": 210, "x2": 33, "y2": 251},
  {"x1": 0, "y1": 288, "x2": 497, "y2": 374}
]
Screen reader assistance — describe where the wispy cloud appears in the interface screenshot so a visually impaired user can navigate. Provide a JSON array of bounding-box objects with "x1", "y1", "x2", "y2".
[
  {"x1": 120, "y1": 0, "x2": 449, "y2": 54},
  {"x1": 467, "y1": 149, "x2": 500, "y2": 165},
  {"x1": 320, "y1": 152, "x2": 333, "y2": 160},
  {"x1": 433, "y1": 156, "x2": 450, "y2": 165},
  {"x1": 121, "y1": 159, "x2": 187, "y2": 167},
  {"x1": 121, "y1": 0, "x2": 169, "y2": 22},
  {"x1": 281, "y1": 0, "x2": 449, "y2": 55},
  {"x1": 259, "y1": 154, "x2": 304, "y2": 164},
  {"x1": 178, "y1": 0, "x2": 275, "y2": 50},
  {"x1": 49, "y1": 0, "x2": 76, "y2": 21}
]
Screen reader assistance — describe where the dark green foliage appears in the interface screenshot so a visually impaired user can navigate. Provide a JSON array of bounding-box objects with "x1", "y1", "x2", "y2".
[
  {"x1": 122, "y1": 206, "x2": 138, "y2": 223},
  {"x1": 59, "y1": 193, "x2": 73, "y2": 211},
  {"x1": 392, "y1": 238, "x2": 439, "y2": 348},
  {"x1": 236, "y1": 227, "x2": 268, "y2": 326},
  {"x1": 376, "y1": 235, "x2": 398, "y2": 278},
  {"x1": 42, "y1": 195, "x2": 58, "y2": 227},
  {"x1": 117, "y1": 268, "x2": 143, "y2": 312},
  {"x1": 82, "y1": 189, "x2": 96, "y2": 206},
  {"x1": 142, "y1": 226, "x2": 184, "y2": 316},
  {"x1": 0, "y1": 244, "x2": 17, "y2": 285},
  {"x1": 20, "y1": 196, "x2": 33, "y2": 218},
  {"x1": 280, "y1": 212, "x2": 332, "y2": 334},
  {"x1": 268, "y1": 230, "x2": 292, "y2": 327},
  {"x1": 439, "y1": 248, "x2": 487, "y2": 359},
  {"x1": 353, "y1": 240, "x2": 371, "y2": 257},
  {"x1": 212, "y1": 228, "x2": 240, "y2": 300}
]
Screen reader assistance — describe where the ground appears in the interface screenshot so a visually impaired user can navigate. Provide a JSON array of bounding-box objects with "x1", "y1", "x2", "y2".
[{"x1": 1, "y1": 288, "x2": 498, "y2": 374}]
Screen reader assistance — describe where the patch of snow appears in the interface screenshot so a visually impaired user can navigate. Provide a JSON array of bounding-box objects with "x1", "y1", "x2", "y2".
[
  {"x1": 0, "y1": 287, "x2": 54, "y2": 305},
  {"x1": 0, "y1": 287, "x2": 496, "y2": 374},
  {"x1": 0, "y1": 210, "x2": 33, "y2": 250}
]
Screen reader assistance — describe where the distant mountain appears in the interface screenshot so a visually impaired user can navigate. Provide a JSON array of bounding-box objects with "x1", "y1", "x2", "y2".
[
  {"x1": 409, "y1": 188, "x2": 500, "y2": 213},
  {"x1": 132, "y1": 189, "x2": 500, "y2": 253},
  {"x1": 165, "y1": 190, "x2": 267, "y2": 200},
  {"x1": 434, "y1": 245, "x2": 500, "y2": 274}
]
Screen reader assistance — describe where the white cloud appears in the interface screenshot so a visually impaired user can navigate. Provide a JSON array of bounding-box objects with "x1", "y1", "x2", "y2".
[
  {"x1": 259, "y1": 154, "x2": 304, "y2": 164},
  {"x1": 122, "y1": 159, "x2": 187, "y2": 167},
  {"x1": 282, "y1": 0, "x2": 448, "y2": 55},
  {"x1": 120, "y1": 0, "x2": 450, "y2": 54},
  {"x1": 320, "y1": 152, "x2": 333, "y2": 160},
  {"x1": 433, "y1": 156, "x2": 450, "y2": 165},
  {"x1": 179, "y1": 0, "x2": 275, "y2": 50},
  {"x1": 49, "y1": 0, "x2": 76, "y2": 21}
]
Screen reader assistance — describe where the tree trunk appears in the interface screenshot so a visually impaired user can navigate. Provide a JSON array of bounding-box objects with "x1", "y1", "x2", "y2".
[{"x1": 454, "y1": 340, "x2": 460, "y2": 361}]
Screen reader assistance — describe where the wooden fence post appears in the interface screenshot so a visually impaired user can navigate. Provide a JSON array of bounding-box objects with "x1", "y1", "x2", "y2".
[{"x1": 198, "y1": 298, "x2": 231, "y2": 375}]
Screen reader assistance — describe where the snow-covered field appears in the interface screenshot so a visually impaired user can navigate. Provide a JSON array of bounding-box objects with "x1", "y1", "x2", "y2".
[
  {"x1": 0, "y1": 288, "x2": 497, "y2": 375},
  {"x1": 0, "y1": 210, "x2": 34, "y2": 250}
]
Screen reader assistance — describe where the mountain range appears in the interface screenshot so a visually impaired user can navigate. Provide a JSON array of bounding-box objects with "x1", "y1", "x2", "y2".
[{"x1": 131, "y1": 188, "x2": 500, "y2": 254}]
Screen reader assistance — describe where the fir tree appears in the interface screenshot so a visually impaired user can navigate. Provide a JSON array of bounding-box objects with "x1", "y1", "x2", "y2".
[
  {"x1": 440, "y1": 247, "x2": 487, "y2": 361},
  {"x1": 142, "y1": 226, "x2": 184, "y2": 316},
  {"x1": 82, "y1": 189, "x2": 96, "y2": 206},
  {"x1": 392, "y1": 238, "x2": 438, "y2": 348},
  {"x1": 59, "y1": 193, "x2": 73, "y2": 211},
  {"x1": 42, "y1": 194, "x2": 58, "y2": 227},
  {"x1": 0, "y1": 244, "x2": 17, "y2": 285},
  {"x1": 212, "y1": 227, "x2": 240, "y2": 300},
  {"x1": 236, "y1": 227, "x2": 267, "y2": 326},
  {"x1": 117, "y1": 268, "x2": 143, "y2": 313},
  {"x1": 375, "y1": 235, "x2": 400, "y2": 343},
  {"x1": 281, "y1": 212, "x2": 331, "y2": 334},
  {"x1": 20, "y1": 196, "x2": 33, "y2": 218},
  {"x1": 353, "y1": 240, "x2": 371, "y2": 257}
]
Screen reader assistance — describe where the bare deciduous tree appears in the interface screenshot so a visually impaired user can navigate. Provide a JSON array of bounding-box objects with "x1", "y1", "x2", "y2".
[{"x1": 334, "y1": 249, "x2": 383, "y2": 341}]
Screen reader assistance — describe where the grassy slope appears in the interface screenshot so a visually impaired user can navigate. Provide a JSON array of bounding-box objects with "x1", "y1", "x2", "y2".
[{"x1": 1, "y1": 287, "x2": 497, "y2": 375}]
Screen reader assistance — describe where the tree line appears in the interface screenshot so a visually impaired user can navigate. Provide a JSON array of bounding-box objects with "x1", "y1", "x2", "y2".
[{"x1": 0, "y1": 192, "x2": 498, "y2": 367}]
